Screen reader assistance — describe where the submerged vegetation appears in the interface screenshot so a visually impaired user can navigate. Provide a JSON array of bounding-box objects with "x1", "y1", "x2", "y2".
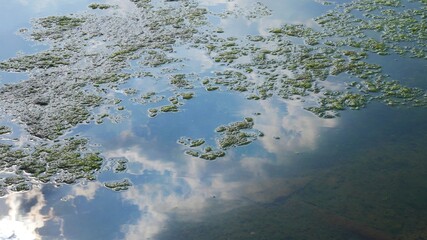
[{"x1": 0, "y1": 0, "x2": 426, "y2": 192}]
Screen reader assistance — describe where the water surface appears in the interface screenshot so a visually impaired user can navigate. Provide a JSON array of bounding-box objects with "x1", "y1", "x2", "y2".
[{"x1": 1, "y1": 0, "x2": 427, "y2": 239}]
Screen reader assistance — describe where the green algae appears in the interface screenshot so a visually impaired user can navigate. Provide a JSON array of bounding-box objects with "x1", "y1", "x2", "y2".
[
  {"x1": 178, "y1": 137, "x2": 205, "y2": 147},
  {"x1": 215, "y1": 118, "x2": 261, "y2": 150},
  {"x1": 88, "y1": 3, "x2": 113, "y2": 10},
  {"x1": 170, "y1": 74, "x2": 193, "y2": 89},
  {"x1": 180, "y1": 92, "x2": 194, "y2": 100},
  {"x1": 199, "y1": 150, "x2": 226, "y2": 161},
  {"x1": 113, "y1": 158, "x2": 128, "y2": 172},
  {"x1": 0, "y1": 138, "x2": 103, "y2": 194},
  {"x1": 179, "y1": 118, "x2": 262, "y2": 160},
  {"x1": 104, "y1": 179, "x2": 132, "y2": 191},
  {"x1": 199, "y1": 0, "x2": 426, "y2": 117},
  {"x1": 0, "y1": 126, "x2": 11, "y2": 135},
  {"x1": 0, "y1": 51, "x2": 71, "y2": 71},
  {"x1": 148, "y1": 108, "x2": 158, "y2": 117},
  {"x1": 160, "y1": 105, "x2": 178, "y2": 112},
  {"x1": 135, "y1": 92, "x2": 165, "y2": 105},
  {"x1": 185, "y1": 149, "x2": 200, "y2": 158}
]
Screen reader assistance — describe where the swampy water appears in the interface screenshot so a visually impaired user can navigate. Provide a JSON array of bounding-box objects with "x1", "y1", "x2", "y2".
[{"x1": 1, "y1": 0, "x2": 427, "y2": 239}]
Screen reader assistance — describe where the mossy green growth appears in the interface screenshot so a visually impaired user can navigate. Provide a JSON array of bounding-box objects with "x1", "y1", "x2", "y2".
[
  {"x1": 160, "y1": 105, "x2": 178, "y2": 112},
  {"x1": 89, "y1": 3, "x2": 112, "y2": 10},
  {"x1": 0, "y1": 138, "x2": 103, "y2": 193},
  {"x1": 104, "y1": 179, "x2": 132, "y2": 191},
  {"x1": 148, "y1": 108, "x2": 158, "y2": 117},
  {"x1": 185, "y1": 150, "x2": 200, "y2": 158},
  {"x1": 180, "y1": 92, "x2": 194, "y2": 100},
  {"x1": 0, "y1": 51, "x2": 71, "y2": 71},
  {"x1": 215, "y1": 118, "x2": 259, "y2": 149},
  {"x1": 190, "y1": 139, "x2": 205, "y2": 147},
  {"x1": 0, "y1": 126, "x2": 11, "y2": 135},
  {"x1": 170, "y1": 74, "x2": 192, "y2": 88},
  {"x1": 178, "y1": 117, "x2": 262, "y2": 160},
  {"x1": 38, "y1": 16, "x2": 85, "y2": 29},
  {"x1": 110, "y1": 46, "x2": 141, "y2": 62},
  {"x1": 206, "y1": 86, "x2": 219, "y2": 91},
  {"x1": 200, "y1": 150, "x2": 225, "y2": 160},
  {"x1": 91, "y1": 73, "x2": 131, "y2": 85},
  {"x1": 178, "y1": 137, "x2": 206, "y2": 148}
]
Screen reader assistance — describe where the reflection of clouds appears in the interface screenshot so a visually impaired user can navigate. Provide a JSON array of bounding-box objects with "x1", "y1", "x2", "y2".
[
  {"x1": 0, "y1": 188, "x2": 51, "y2": 240},
  {"x1": 240, "y1": 156, "x2": 269, "y2": 177},
  {"x1": 105, "y1": 144, "x2": 247, "y2": 239},
  {"x1": 17, "y1": 0, "x2": 65, "y2": 13},
  {"x1": 242, "y1": 99, "x2": 337, "y2": 155},
  {"x1": 99, "y1": 90, "x2": 339, "y2": 239},
  {"x1": 64, "y1": 182, "x2": 101, "y2": 201},
  {"x1": 104, "y1": 146, "x2": 177, "y2": 175},
  {"x1": 199, "y1": 0, "x2": 322, "y2": 36}
]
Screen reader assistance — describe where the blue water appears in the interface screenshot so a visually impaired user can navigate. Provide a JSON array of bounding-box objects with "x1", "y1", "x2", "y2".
[{"x1": 1, "y1": 0, "x2": 427, "y2": 239}]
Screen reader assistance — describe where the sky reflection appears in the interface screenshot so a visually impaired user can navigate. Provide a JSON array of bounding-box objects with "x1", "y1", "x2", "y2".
[
  {"x1": 0, "y1": 188, "x2": 50, "y2": 240},
  {"x1": 91, "y1": 95, "x2": 339, "y2": 239},
  {"x1": 0, "y1": 0, "x2": 348, "y2": 239}
]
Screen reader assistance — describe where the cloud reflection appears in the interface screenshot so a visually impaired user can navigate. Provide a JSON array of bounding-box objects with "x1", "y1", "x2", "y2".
[
  {"x1": 0, "y1": 188, "x2": 51, "y2": 240},
  {"x1": 99, "y1": 94, "x2": 338, "y2": 239},
  {"x1": 248, "y1": 100, "x2": 337, "y2": 155}
]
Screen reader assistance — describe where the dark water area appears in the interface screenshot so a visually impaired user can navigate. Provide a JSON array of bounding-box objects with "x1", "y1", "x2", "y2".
[{"x1": 0, "y1": 0, "x2": 427, "y2": 239}]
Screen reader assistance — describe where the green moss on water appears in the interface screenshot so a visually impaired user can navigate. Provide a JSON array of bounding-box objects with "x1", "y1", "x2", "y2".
[
  {"x1": 178, "y1": 117, "x2": 261, "y2": 160},
  {"x1": 200, "y1": 150, "x2": 225, "y2": 160},
  {"x1": 114, "y1": 158, "x2": 128, "y2": 172},
  {"x1": 89, "y1": 3, "x2": 113, "y2": 10},
  {"x1": 0, "y1": 138, "x2": 103, "y2": 193},
  {"x1": 0, "y1": 51, "x2": 71, "y2": 71},
  {"x1": 185, "y1": 150, "x2": 200, "y2": 158},
  {"x1": 206, "y1": 86, "x2": 219, "y2": 91},
  {"x1": 91, "y1": 73, "x2": 131, "y2": 85},
  {"x1": 104, "y1": 179, "x2": 132, "y2": 191},
  {"x1": 180, "y1": 92, "x2": 194, "y2": 100},
  {"x1": 38, "y1": 16, "x2": 85, "y2": 29},
  {"x1": 110, "y1": 46, "x2": 141, "y2": 61},
  {"x1": 160, "y1": 105, "x2": 178, "y2": 112},
  {"x1": 170, "y1": 74, "x2": 193, "y2": 88},
  {"x1": 0, "y1": 126, "x2": 11, "y2": 135}
]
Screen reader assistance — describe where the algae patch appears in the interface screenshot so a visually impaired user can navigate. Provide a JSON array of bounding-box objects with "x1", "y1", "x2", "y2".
[
  {"x1": 88, "y1": 3, "x2": 113, "y2": 10},
  {"x1": 0, "y1": 126, "x2": 11, "y2": 135},
  {"x1": 179, "y1": 117, "x2": 262, "y2": 160},
  {"x1": 0, "y1": 138, "x2": 103, "y2": 195},
  {"x1": 104, "y1": 179, "x2": 132, "y2": 191}
]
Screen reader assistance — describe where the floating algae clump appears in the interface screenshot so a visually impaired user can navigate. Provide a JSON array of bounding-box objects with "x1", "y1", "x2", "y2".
[
  {"x1": 180, "y1": 118, "x2": 262, "y2": 160},
  {"x1": 0, "y1": 138, "x2": 103, "y2": 194},
  {"x1": 88, "y1": 3, "x2": 113, "y2": 10},
  {"x1": 0, "y1": 0, "x2": 209, "y2": 140},
  {"x1": 104, "y1": 179, "x2": 132, "y2": 191},
  {"x1": 0, "y1": 126, "x2": 11, "y2": 135},
  {"x1": 215, "y1": 117, "x2": 262, "y2": 149},
  {"x1": 195, "y1": 0, "x2": 427, "y2": 118}
]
